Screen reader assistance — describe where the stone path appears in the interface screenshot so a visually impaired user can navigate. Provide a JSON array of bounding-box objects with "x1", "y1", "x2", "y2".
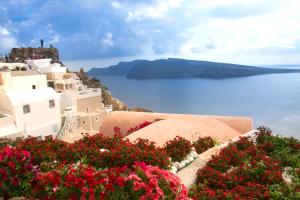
[
  {"x1": 177, "y1": 130, "x2": 258, "y2": 188},
  {"x1": 176, "y1": 145, "x2": 220, "y2": 188}
]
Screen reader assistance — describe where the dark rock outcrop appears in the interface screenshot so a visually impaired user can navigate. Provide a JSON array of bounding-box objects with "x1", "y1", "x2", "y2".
[{"x1": 8, "y1": 47, "x2": 60, "y2": 63}]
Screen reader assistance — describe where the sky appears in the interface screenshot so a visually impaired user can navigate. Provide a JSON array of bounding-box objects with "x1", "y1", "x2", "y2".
[{"x1": 1, "y1": 0, "x2": 300, "y2": 70}]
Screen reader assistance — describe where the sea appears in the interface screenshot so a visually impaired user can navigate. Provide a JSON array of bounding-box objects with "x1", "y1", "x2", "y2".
[{"x1": 96, "y1": 73, "x2": 300, "y2": 138}]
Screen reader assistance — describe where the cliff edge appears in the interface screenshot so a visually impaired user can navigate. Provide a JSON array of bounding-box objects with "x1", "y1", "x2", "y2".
[{"x1": 77, "y1": 68, "x2": 128, "y2": 111}]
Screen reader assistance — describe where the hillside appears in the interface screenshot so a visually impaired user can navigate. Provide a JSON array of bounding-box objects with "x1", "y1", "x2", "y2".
[
  {"x1": 88, "y1": 60, "x2": 145, "y2": 76},
  {"x1": 88, "y1": 58, "x2": 300, "y2": 79}
]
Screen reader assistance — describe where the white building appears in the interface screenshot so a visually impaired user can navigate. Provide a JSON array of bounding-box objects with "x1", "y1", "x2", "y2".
[
  {"x1": 26, "y1": 59, "x2": 108, "y2": 134},
  {"x1": 0, "y1": 71, "x2": 61, "y2": 138},
  {"x1": 0, "y1": 58, "x2": 108, "y2": 139}
]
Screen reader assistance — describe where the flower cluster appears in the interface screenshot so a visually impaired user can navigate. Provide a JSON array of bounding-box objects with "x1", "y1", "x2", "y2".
[
  {"x1": 0, "y1": 146, "x2": 37, "y2": 198},
  {"x1": 114, "y1": 120, "x2": 160, "y2": 136},
  {"x1": 10, "y1": 133, "x2": 171, "y2": 171},
  {"x1": 190, "y1": 127, "x2": 300, "y2": 199},
  {"x1": 164, "y1": 136, "x2": 192, "y2": 162},
  {"x1": 192, "y1": 136, "x2": 216, "y2": 154},
  {"x1": 31, "y1": 162, "x2": 189, "y2": 200},
  {"x1": 15, "y1": 135, "x2": 69, "y2": 166},
  {"x1": 127, "y1": 121, "x2": 154, "y2": 135},
  {"x1": 0, "y1": 133, "x2": 181, "y2": 199}
]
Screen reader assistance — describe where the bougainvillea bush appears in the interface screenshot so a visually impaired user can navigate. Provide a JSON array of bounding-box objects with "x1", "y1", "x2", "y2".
[
  {"x1": 189, "y1": 127, "x2": 300, "y2": 200},
  {"x1": 9, "y1": 133, "x2": 170, "y2": 171},
  {"x1": 1, "y1": 148, "x2": 188, "y2": 199},
  {"x1": 31, "y1": 162, "x2": 188, "y2": 200},
  {"x1": 164, "y1": 136, "x2": 192, "y2": 162},
  {"x1": 0, "y1": 132, "x2": 176, "y2": 199},
  {"x1": 126, "y1": 121, "x2": 154, "y2": 135},
  {"x1": 192, "y1": 136, "x2": 216, "y2": 154},
  {"x1": 0, "y1": 147, "x2": 37, "y2": 199},
  {"x1": 1, "y1": 125, "x2": 299, "y2": 199}
]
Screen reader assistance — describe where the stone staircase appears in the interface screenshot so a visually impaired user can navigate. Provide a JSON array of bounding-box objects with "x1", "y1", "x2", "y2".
[{"x1": 57, "y1": 110, "x2": 80, "y2": 139}]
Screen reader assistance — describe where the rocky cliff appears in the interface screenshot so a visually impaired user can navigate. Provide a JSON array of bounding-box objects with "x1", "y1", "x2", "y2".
[
  {"x1": 77, "y1": 68, "x2": 128, "y2": 111},
  {"x1": 8, "y1": 47, "x2": 60, "y2": 63}
]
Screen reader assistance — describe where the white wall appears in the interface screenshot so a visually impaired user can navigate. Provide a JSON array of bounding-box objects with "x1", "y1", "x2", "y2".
[
  {"x1": 13, "y1": 96, "x2": 61, "y2": 137},
  {"x1": 59, "y1": 90, "x2": 78, "y2": 113},
  {"x1": 26, "y1": 59, "x2": 52, "y2": 68},
  {"x1": 0, "y1": 72, "x2": 48, "y2": 92},
  {"x1": 1, "y1": 88, "x2": 62, "y2": 138},
  {"x1": 10, "y1": 75, "x2": 47, "y2": 91},
  {"x1": 40, "y1": 66, "x2": 67, "y2": 73},
  {"x1": 0, "y1": 90, "x2": 14, "y2": 114}
]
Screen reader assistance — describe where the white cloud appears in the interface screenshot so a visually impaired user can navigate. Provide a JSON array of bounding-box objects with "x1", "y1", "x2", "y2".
[
  {"x1": 125, "y1": 0, "x2": 182, "y2": 22},
  {"x1": 0, "y1": 36, "x2": 18, "y2": 51},
  {"x1": 175, "y1": 0, "x2": 300, "y2": 61},
  {"x1": 0, "y1": 27, "x2": 10, "y2": 36},
  {"x1": 2, "y1": 0, "x2": 300, "y2": 64},
  {"x1": 50, "y1": 34, "x2": 60, "y2": 44},
  {"x1": 101, "y1": 33, "x2": 114, "y2": 47},
  {"x1": 111, "y1": 1, "x2": 121, "y2": 9},
  {"x1": 0, "y1": 26, "x2": 18, "y2": 52}
]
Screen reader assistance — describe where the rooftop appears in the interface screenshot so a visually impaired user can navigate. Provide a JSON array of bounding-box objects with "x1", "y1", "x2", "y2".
[
  {"x1": 100, "y1": 111, "x2": 253, "y2": 147},
  {"x1": 10, "y1": 70, "x2": 41, "y2": 76}
]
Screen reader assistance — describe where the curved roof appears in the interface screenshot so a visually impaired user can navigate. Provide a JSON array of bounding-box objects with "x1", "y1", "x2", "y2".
[{"x1": 100, "y1": 111, "x2": 253, "y2": 147}]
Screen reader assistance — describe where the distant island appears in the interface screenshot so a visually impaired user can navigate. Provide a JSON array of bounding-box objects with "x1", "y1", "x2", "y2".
[{"x1": 88, "y1": 58, "x2": 300, "y2": 79}]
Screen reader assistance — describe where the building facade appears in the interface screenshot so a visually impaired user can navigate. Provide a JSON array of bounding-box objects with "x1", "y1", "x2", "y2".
[
  {"x1": 0, "y1": 71, "x2": 61, "y2": 138},
  {"x1": 26, "y1": 59, "x2": 108, "y2": 133}
]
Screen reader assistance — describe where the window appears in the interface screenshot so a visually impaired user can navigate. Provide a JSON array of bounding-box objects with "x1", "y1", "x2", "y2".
[
  {"x1": 49, "y1": 99, "x2": 55, "y2": 108},
  {"x1": 48, "y1": 81, "x2": 55, "y2": 89},
  {"x1": 23, "y1": 104, "x2": 30, "y2": 114},
  {"x1": 82, "y1": 120, "x2": 85, "y2": 124},
  {"x1": 86, "y1": 107, "x2": 89, "y2": 113},
  {"x1": 95, "y1": 117, "x2": 99, "y2": 121},
  {"x1": 32, "y1": 85, "x2": 36, "y2": 89}
]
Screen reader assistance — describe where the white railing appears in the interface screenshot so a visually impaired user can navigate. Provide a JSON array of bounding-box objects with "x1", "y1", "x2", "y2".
[{"x1": 57, "y1": 109, "x2": 80, "y2": 139}]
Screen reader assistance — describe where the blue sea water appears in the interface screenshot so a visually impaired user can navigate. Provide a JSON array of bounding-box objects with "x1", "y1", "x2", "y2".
[{"x1": 96, "y1": 74, "x2": 300, "y2": 138}]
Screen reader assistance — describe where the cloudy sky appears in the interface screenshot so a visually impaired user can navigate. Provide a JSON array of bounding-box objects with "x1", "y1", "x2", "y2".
[{"x1": 1, "y1": 0, "x2": 300, "y2": 70}]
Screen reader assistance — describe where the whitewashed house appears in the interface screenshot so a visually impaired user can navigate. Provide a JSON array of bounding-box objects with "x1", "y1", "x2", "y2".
[
  {"x1": 0, "y1": 71, "x2": 61, "y2": 138},
  {"x1": 26, "y1": 59, "x2": 108, "y2": 134}
]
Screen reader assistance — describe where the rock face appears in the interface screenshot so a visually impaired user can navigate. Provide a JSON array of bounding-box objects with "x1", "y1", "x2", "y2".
[
  {"x1": 8, "y1": 47, "x2": 60, "y2": 63},
  {"x1": 77, "y1": 68, "x2": 128, "y2": 111},
  {"x1": 102, "y1": 90, "x2": 128, "y2": 111}
]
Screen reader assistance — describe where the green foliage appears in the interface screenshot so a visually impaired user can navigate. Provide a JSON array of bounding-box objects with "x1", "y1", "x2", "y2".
[
  {"x1": 192, "y1": 136, "x2": 216, "y2": 154},
  {"x1": 256, "y1": 127, "x2": 300, "y2": 168},
  {"x1": 164, "y1": 136, "x2": 192, "y2": 162}
]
